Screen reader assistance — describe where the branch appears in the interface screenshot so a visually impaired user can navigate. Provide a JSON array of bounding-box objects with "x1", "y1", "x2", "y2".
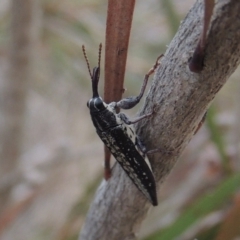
[{"x1": 79, "y1": 0, "x2": 240, "y2": 239}]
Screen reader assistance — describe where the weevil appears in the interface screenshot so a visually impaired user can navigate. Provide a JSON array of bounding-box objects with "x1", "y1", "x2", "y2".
[{"x1": 82, "y1": 44, "x2": 161, "y2": 206}]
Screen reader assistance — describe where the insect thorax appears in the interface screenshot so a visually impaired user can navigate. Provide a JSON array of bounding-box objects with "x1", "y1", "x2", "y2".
[{"x1": 88, "y1": 99, "x2": 118, "y2": 131}]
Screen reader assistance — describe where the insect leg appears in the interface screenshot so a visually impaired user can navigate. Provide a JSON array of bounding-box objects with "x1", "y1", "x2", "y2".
[
  {"x1": 146, "y1": 148, "x2": 172, "y2": 156},
  {"x1": 136, "y1": 136, "x2": 173, "y2": 157},
  {"x1": 135, "y1": 136, "x2": 147, "y2": 154},
  {"x1": 116, "y1": 54, "x2": 163, "y2": 110},
  {"x1": 118, "y1": 110, "x2": 153, "y2": 125},
  {"x1": 144, "y1": 112, "x2": 206, "y2": 156}
]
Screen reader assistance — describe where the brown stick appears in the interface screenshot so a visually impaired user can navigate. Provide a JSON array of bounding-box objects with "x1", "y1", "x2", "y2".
[
  {"x1": 189, "y1": 0, "x2": 215, "y2": 72},
  {"x1": 103, "y1": 0, "x2": 136, "y2": 179}
]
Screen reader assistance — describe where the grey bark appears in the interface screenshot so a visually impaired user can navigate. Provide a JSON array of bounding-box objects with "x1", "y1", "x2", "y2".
[
  {"x1": 0, "y1": 0, "x2": 36, "y2": 212},
  {"x1": 79, "y1": 0, "x2": 240, "y2": 239}
]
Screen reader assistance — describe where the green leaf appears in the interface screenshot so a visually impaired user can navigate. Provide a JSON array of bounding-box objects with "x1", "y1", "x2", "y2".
[{"x1": 146, "y1": 173, "x2": 240, "y2": 240}]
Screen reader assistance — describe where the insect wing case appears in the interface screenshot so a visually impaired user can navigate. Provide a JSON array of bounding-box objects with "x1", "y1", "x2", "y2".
[{"x1": 97, "y1": 123, "x2": 158, "y2": 206}]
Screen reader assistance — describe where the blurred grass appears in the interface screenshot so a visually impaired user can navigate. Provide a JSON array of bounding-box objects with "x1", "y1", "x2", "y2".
[
  {"x1": 161, "y1": 0, "x2": 180, "y2": 36},
  {"x1": 206, "y1": 106, "x2": 232, "y2": 174},
  {"x1": 58, "y1": 173, "x2": 102, "y2": 240},
  {"x1": 145, "y1": 173, "x2": 240, "y2": 240}
]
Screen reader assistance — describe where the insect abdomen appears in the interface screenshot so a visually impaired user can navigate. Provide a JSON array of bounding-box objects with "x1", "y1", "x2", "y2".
[{"x1": 98, "y1": 126, "x2": 158, "y2": 206}]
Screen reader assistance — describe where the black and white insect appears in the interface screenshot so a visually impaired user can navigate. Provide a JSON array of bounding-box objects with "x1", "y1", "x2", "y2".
[{"x1": 82, "y1": 44, "x2": 161, "y2": 206}]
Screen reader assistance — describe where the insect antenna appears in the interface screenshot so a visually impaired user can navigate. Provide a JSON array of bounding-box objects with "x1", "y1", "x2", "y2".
[
  {"x1": 82, "y1": 45, "x2": 92, "y2": 79},
  {"x1": 98, "y1": 43, "x2": 102, "y2": 76},
  {"x1": 91, "y1": 44, "x2": 102, "y2": 98}
]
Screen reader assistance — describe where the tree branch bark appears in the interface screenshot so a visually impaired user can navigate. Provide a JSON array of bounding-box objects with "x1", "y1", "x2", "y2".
[{"x1": 79, "y1": 0, "x2": 240, "y2": 239}]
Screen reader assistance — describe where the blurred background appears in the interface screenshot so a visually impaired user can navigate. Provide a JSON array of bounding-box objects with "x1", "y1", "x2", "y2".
[{"x1": 0, "y1": 0, "x2": 240, "y2": 240}]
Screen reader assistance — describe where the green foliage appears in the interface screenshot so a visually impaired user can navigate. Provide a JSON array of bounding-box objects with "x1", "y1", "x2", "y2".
[
  {"x1": 146, "y1": 174, "x2": 240, "y2": 240},
  {"x1": 206, "y1": 106, "x2": 232, "y2": 174}
]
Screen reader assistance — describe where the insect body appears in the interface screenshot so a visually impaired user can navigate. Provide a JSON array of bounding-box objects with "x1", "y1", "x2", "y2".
[{"x1": 83, "y1": 44, "x2": 160, "y2": 206}]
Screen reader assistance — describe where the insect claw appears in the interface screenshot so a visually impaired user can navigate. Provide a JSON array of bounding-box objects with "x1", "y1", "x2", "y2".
[{"x1": 146, "y1": 54, "x2": 163, "y2": 76}]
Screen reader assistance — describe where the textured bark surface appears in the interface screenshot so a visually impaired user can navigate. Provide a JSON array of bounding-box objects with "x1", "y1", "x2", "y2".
[{"x1": 79, "y1": 0, "x2": 240, "y2": 239}]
